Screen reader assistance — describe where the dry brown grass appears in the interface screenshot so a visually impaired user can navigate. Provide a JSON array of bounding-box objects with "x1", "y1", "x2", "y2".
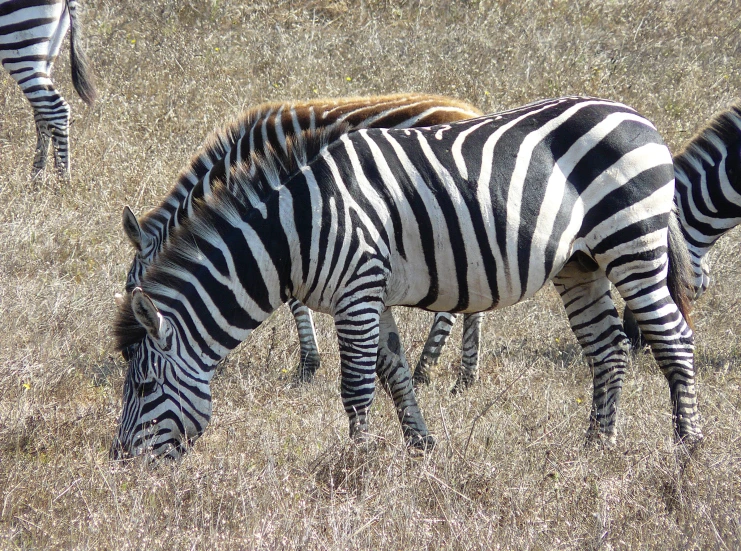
[{"x1": 1, "y1": 0, "x2": 740, "y2": 549}]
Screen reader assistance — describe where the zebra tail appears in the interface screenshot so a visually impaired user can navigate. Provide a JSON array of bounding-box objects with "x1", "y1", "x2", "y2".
[
  {"x1": 68, "y1": 0, "x2": 97, "y2": 105},
  {"x1": 667, "y1": 207, "x2": 694, "y2": 329}
]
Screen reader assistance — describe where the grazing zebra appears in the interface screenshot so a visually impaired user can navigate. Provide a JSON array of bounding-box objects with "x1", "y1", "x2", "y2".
[
  {"x1": 0, "y1": 0, "x2": 96, "y2": 179},
  {"x1": 111, "y1": 96, "x2": 701, "y2": 460},
  {"x1": 120, "y1": 94, "x2": 483, "y2": 383},
  {"x1": 620, "y1": 103, "x2": 741, "y2": 344}
]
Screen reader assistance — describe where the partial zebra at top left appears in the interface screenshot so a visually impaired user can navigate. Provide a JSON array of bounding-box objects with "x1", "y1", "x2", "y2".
[{"x1": 1, "y1": 0, "x2": 96, "y2": 180}]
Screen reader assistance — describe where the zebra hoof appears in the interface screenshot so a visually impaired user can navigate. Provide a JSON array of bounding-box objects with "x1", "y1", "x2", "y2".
[
  {"x1": 407, "y1": 433, "x2": 435, "y2": 451},
  {"x1": 450, "y1": 374, "x2": 476, "y2": 395},
  {"x1": 584, "y1": 429, "x2": 617, "y2": 450},
  {"x1": 674, "y1": 428, "x2": 704, "y2": 453},
  {"x1": 293, "y1": 353, "x2": 321, "y2": 383},
  {"x1": 412, "y1": 368, "x2": 431, "y2": 388}
]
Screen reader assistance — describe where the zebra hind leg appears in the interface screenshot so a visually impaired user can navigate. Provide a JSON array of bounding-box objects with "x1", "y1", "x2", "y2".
[
  {"x1": 288, "y1": 298, "x2": 321, "y2": 383},
  {"x1": 412, "y1": 312, "x2": 457, "y2": 387},
  {"x1": 32, "y1": 118, "x2": 52, "y2": 179},
  {"x1": 612, "y1": 278, "x2": 702, "y2": 446},
  {"x1": 377, "y1": 309, "x2": 434, "y2": 450},
  {"x1": 553, "y1": 258, "x2": 629, "y2": 448},
  {"x1": 29, "y1": 87, "x2": 71, "y2": 181},
  {"x1": 450, "y1": 312, "x2": 484, "y2": 394},
  {"x1": 51, "y1": 119, "x2": 71, "y2": 180}
]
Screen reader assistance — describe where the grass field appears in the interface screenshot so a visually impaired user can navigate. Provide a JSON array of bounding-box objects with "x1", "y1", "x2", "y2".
[{"x1": 1, "y1": 0, "x2": 740, "y2": 549}]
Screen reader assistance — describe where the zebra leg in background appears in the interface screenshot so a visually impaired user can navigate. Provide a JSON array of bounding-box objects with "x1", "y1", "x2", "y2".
[
  {"x1": 28, "y1": 84, "x2": 71, "y2": 179},
  {"x1": 553, "y1": 257, "x2": 629, "y2": 447},
  {"x1": 287, "y1": 298, "x2": 322, "y2": 382},
  {"x1": 376, "y1": 309, "x2": 434, "y2": 449},
  {"x1": 450, "y1": 312, "x2": 484, "y2": 394},
  {"x1": 622, "y1": 307, "x2": 647, "y2": 350},
  {"x1": 412, "y1": 312, "x2": 457, "y2": 387}
]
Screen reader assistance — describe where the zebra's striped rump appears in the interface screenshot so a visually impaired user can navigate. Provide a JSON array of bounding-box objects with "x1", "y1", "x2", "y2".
[{"x1": 112, "y1": 96, "x2": 702, "y2": 460}]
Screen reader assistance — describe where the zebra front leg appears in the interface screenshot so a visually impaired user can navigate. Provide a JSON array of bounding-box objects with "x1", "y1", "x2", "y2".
[
  {"x1": 451, "y1": 312, "x2": 484, "y2": 394},
  {"x1": 334, "y1": 305, "x2": 383, "y2": 442},
  {"x1": 554, "y1": 259, "x2": 629, "y2": 447},
  {"x1": 288, "y1": 298, "x2": 321, "y2": 383},
  {"x1": 413, "y1": 312, "x2": 457, "y2": 387},
  {"x1": 377, "y1": 309, "x2": 434, "y2": 450}
]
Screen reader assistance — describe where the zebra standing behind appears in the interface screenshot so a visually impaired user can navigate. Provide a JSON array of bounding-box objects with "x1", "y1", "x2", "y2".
[
  {"x1": 112, "y1": 96, "x2": 701, "y2": 460},
  {"x1": 120, "y1": 94, "x2": 483, "y2": 383},
  {"x1": 0, "y1": 0, "x2": 96, "y2": 179}
]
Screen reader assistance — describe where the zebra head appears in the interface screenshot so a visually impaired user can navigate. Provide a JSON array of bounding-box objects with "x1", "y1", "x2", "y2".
[
  {"x1": 122, "y1": 206, "x2": 157, "y2": 292},
  {"x1": 110, "y1": 288, "x2": 213, "y2": 461}
]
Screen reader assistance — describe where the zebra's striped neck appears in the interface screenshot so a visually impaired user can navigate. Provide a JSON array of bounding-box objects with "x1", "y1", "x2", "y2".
[
  {"x1": 672, "y1": 104, "x2": 741, "y2": 292},
  {"x1": 116, "y1": 162, "x2": 307, "y2": 371}
]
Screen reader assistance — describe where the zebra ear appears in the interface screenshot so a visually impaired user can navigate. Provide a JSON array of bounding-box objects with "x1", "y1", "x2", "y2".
[
  {"x1": 131, "y1": 288, "x2": 166, "y2": 343},
  {"x1": 122, "y1": 206, "x2": 152, "y2": 252}
]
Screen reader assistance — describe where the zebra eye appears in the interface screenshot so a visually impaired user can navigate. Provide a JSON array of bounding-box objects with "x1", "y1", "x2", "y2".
[{"x1": 136, "y1": 379, "x2": 158, "y2": 398}]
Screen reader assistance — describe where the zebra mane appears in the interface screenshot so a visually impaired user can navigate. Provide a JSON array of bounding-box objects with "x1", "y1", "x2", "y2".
[
  {"x1": 674, "y1": 102, "x2": 741, "y2": 171},
  {"x1": 113, "y1": 122, "x2": 351, "y2": 346}
]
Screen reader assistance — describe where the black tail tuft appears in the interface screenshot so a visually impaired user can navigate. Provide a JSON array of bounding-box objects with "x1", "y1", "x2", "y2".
[{"x1": 68, "y1": 1, "x2": 97, "y2": 105}]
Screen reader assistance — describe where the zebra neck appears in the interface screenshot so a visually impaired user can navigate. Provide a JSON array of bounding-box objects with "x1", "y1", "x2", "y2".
[
  {"x1": 147, "y1": 195, "x2": 295, "y2": 368},
  {"x1": 674, "y1": 162, "x2": 741, "y2": 263}
]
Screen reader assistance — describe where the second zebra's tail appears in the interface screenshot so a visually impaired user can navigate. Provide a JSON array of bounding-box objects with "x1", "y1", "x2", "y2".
[
  {"x1": 624, "y1": 208, "x2": 694, "y2": 346},
  {"x1": 68, "y1": 0, "x2": 97, "y2": 105}
]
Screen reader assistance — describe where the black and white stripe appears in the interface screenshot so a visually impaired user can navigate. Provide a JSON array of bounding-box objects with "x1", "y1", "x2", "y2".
[
  {"x1": 420, "y1": 103, "x2": 741, "y2": 385},
  {"x1": 668, "y1": 103, "x2": 741, "y2": 297},
  {"x1": 0, "y1": 0, "x2": 96, "y2": 179},
  {"x1": 121, "y1": 94, "x2": 483, "y2": 383},
  {"x1": 621, "y1": 104, "x2": 741, "y2": 345},
  {"x1": 111, "y1": 96, "x2": 701, "y2": 460}
]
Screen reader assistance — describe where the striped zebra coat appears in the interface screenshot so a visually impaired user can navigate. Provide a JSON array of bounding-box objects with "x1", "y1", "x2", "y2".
[
  {"x1": 112, "y1": 96, "x2": 700, "y2": 460},
  {"x1": 0, "y1": 0, "x2": 96, "y2": 179},
  {"x1": 620, "y1": 103, "x2": 741, "y2": 345},
  {"x1": 420, "y1": 104, "x2": 741, "y2": 387},
  {"x1": 120, "y1": 94, "x2": 483, "y2": 384}
]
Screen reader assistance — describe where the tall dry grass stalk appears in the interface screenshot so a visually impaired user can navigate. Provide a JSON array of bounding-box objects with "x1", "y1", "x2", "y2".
[{"x1": 1, "y1": 0, "x2": 739, "y2": 548}]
